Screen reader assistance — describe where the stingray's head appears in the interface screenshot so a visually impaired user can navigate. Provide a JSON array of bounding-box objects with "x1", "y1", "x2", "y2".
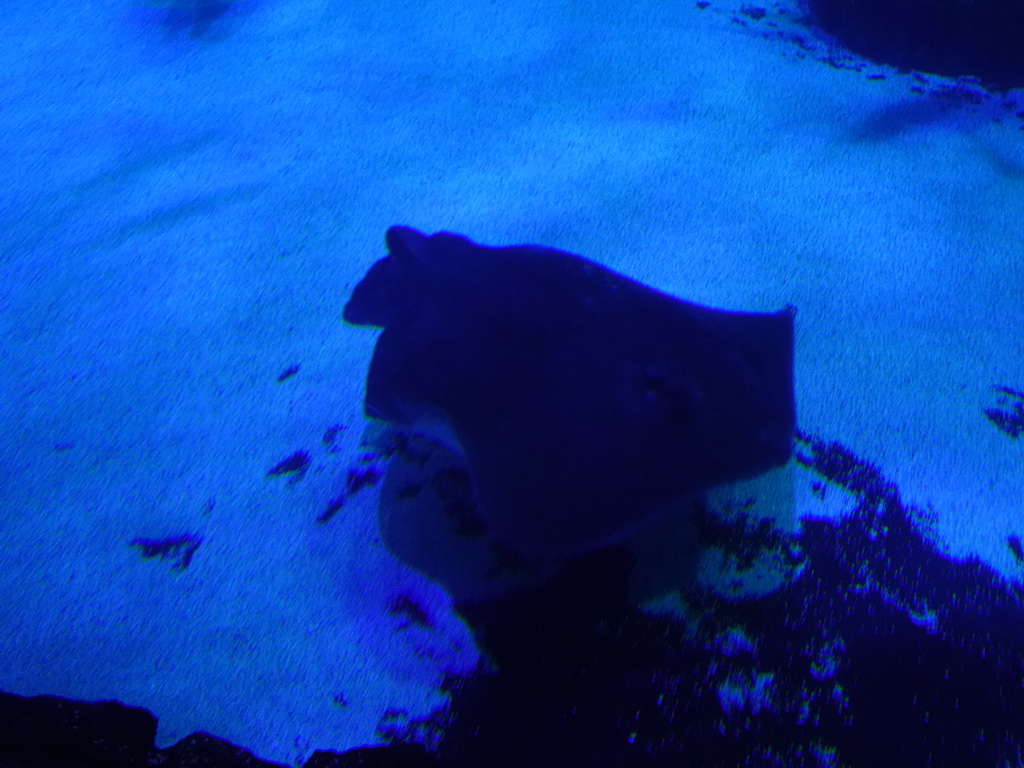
[{"x1": 342, "y1": 227, "x2": 436, "y2": 328}]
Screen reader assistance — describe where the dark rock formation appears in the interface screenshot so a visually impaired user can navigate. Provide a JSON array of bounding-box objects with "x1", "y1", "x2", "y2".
[{"x1": 0, "y1": 692, "x2": 438, "y2": 768}]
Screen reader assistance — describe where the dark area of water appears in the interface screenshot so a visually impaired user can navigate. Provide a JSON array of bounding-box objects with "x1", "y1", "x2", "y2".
[{"x1": 804, "y1": 0, "x2": 1024, "y2": 89}]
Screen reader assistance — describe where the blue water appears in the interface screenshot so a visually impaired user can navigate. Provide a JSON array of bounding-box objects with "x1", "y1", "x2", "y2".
[{"x1": 0, "y1": 0, "x2": 1021, "y2": 765}]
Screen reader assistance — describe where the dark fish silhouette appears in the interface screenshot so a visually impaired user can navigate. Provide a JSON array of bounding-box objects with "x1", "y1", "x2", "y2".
[{"x1": 344, "y1": 226, "x2": 795, "y2": 557}]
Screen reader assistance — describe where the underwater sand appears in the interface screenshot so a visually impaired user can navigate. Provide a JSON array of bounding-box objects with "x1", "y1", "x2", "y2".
[{"x1": 0, "y1": 0, "x2": 1021, "y2": 764}]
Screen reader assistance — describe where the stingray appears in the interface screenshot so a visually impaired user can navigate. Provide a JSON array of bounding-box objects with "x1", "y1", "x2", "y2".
[{"x1": 344, "y1": 226, "x2": 795, "y2": 557}]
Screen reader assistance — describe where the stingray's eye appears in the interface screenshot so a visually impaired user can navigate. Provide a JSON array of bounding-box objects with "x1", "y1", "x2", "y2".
[
  {"x1": 642, "y1": 370, "x2": 671, "y2": 402},
  {"x1": 640, "y1": 368, "x2": 702, "y2": 422}
]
